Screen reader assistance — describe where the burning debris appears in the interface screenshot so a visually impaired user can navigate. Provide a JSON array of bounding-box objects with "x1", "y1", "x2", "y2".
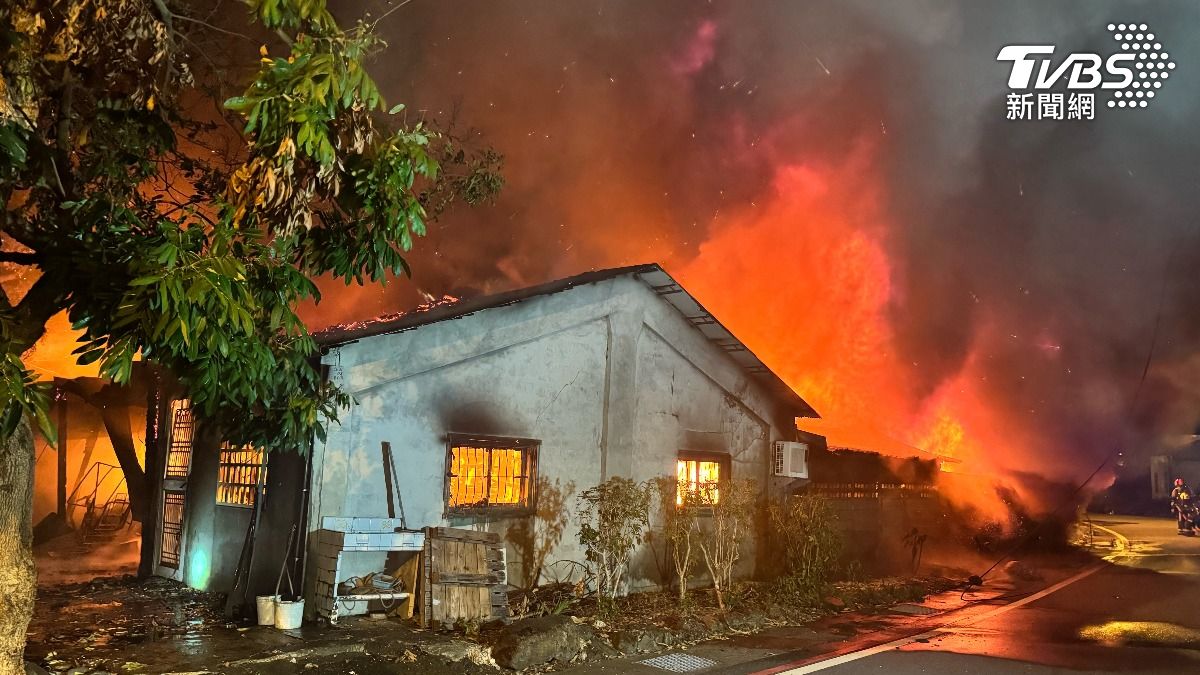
[{"x1": 320, "y1": 294, "x2": 463, "y2": 337}]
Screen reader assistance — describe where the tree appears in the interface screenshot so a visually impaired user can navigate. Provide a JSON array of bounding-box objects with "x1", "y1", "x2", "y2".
[
  {"x1": 652, "y1": 475, "x2": 699, "y2": 605},
  {"x1": 0, "y1": 1, "x2": 501, "y2": 671},
  {"x1": 692, "y1": 478, "x2": 756, "y2": 611},
  {"x1": 576, "y1": 477, "x2": 652, "y2": 611}
]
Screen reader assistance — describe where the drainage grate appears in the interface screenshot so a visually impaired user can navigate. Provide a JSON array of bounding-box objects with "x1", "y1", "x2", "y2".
[{"x1": 638, "y1": 653, "x2": 718, "y2": 672}]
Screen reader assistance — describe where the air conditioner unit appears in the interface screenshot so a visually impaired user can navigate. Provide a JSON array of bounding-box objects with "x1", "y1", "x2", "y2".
[{"x1": 773, "y1": 441, "x2": 809, "y2": 478}]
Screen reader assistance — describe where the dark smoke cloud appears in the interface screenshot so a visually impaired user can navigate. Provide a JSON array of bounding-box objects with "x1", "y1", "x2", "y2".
[{"x1": 318, "y1": 0, "x2": 1200, "y2": 481}]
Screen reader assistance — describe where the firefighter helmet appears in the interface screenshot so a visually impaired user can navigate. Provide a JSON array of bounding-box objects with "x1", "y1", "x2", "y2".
[{"x1": 1177, "y1": 478, "x2": 1186, "y2": 487}]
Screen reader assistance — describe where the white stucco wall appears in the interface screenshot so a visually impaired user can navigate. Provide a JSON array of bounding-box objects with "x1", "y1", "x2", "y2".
[{"x1": 306, "y1": 274, "x2": 796, "y2": 601}]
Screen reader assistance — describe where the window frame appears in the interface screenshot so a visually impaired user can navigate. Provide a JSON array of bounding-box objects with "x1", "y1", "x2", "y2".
[
  {"x1": 215, "y1": 444, "x2": 267, "y2": 509},
  {"x1": 676, "y1": 450, "x2": 731, "y2": 509},
  {"x1": 444, "y1": 433, "x2": 540, "y2": 517}
]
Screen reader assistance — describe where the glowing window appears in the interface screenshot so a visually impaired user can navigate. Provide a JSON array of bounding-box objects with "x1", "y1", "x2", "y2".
[
  {"x1": 164, "y1": 399, "x2": 194, "y2": 479},
  {"x1": 677, "y1": 454, "x2": 727, "y2": 506},
  {"x1": 446, "y1": 435, "x2": 538, "y2": 513},
  {"x1": 216, "y1": 444, "x2": 266, "y2": 508}
]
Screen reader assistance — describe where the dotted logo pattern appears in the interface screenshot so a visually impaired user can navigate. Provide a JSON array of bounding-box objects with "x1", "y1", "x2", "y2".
[{"x1": 1107, "y1": 23, "x2": 1174, "y2": 109}]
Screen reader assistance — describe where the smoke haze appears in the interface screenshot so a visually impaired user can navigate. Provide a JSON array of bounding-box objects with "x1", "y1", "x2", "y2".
[{"x1": 313, "y1": 1, "x2": 1200, "y2": 498}]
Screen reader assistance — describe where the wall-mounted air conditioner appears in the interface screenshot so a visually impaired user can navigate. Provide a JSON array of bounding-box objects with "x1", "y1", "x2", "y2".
[{"x1": 773, "y1": 441, "x2": 809, "y2": 478}]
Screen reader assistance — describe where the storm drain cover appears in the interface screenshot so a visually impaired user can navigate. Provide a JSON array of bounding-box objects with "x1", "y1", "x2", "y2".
[
  {"x1": 637, "y1": 653, "x2": 718, "y2": 672},
  {"x1": 890, "y1": 603, "x2": 937, "y2": 616}
]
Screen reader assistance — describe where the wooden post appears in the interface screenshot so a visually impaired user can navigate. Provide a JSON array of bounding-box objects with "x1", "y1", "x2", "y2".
[
  {"x1": 381, "y1": 441, "x2": 396, "y2": 519},
  {"x1": 55, "y1": 381, "x2": 67, "y2": 518},
  {"x1": 139, "y1": 369, "x2": 163, "y2": 578}
]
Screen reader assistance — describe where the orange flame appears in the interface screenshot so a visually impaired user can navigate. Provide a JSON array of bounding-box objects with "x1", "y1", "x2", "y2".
[{"x1": 676, "y1": 137, "x2": 1030, "y2": 520}]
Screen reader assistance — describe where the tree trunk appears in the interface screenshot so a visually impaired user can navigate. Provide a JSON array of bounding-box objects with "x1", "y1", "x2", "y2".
[
  {"x1": 61, "y1": 380, "x2": 150, "y2": 525},
  {"x1": 0, "y1": 417, "x2": 36, "y2": 675},
  {"x1": 138, "y1": 373, "x2": 162, "y2": 579},
  {"x1": 98, "y1": 401, "x2": 147, "y2": 523}
]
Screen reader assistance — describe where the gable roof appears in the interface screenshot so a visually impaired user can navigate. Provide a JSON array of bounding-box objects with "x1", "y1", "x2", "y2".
[{"x1": 313, "y1": 263, "x2": 819, "y2": 419}]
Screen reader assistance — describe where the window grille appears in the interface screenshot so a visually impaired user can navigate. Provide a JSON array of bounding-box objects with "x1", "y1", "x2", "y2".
[
  {"x1": 216, "y1": 444, "x2": 266, "y2": 507},
  {"x1": 164, "y1": 399, "x2": 194, "y2": 479},
  {"x1": 160, "y1": 491, "x2": 185, "y2": 568},
  {"x1": 677, "y1": 453, "x2": 727, "y2": 505},
  {"x1": 446, "y1": 435, "x2": 538, "y2": 513}
]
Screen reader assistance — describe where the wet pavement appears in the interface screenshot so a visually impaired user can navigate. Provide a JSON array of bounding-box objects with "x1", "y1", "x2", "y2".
[
  {"x1": 556, "y1": 517, "x2": 1200, "y2": 674},
  {"x1": 745, "y1": 515, "x2": 1200, "y2": 675}
]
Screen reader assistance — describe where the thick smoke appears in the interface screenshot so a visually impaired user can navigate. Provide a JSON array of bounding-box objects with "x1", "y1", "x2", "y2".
[{"x1": 316, "y1": 1, "x2": 1200, "y2": 496}]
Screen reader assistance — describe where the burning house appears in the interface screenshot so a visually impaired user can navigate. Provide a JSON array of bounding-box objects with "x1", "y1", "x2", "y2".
[
  {"x1": 300, "y1": 263, "x2": 817, "y2": 609},
  {"x1": 135, "y1": 264, "x2": 823, "y2": 614},
  {"x1": 132, "y1": 262, "x2": 956, "y2": 620}
]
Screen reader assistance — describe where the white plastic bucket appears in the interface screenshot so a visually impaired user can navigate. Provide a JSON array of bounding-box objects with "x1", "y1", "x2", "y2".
[
  {"x1": 274, "y1": 598, "x2": 305, "y2": 630},
  {"x1": 256, "y1": 595, "x2": 278, "y2": 626}
]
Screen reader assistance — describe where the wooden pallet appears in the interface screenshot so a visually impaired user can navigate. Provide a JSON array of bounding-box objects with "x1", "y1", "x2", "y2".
[{"x1": 419, "y1": 527, "x2": 509, "y2": 627}]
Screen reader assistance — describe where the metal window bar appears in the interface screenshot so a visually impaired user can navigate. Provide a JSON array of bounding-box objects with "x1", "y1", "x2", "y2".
[
  {"x1": 160, "y1": 491, "x2": 185, "y2": 568},
  {"x1": 677, "y1": 459, "x2": 721, "y2": 505},
  {"x1": 164, "y1": 399, "x2": 195, "y2": 479},
  {"x1": 448, "y1": 444, "x2": 531, "y2": 510},
  {"x1": 216, "y1": 445, "x2": 265, "y2": 508}
]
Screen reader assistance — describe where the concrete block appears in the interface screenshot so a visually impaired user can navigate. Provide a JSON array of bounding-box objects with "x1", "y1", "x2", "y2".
[
  {"x1": 322, "y1": 516, "x2": 353, "y2": 532},
  {"x1": 320, "y1": 516, "x2": 405, "y2": 532}
]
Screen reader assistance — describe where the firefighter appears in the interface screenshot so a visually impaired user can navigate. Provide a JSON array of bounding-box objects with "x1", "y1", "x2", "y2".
[{"x1": 1171, "y1": 478, "x2": 1195, "y2": 535}]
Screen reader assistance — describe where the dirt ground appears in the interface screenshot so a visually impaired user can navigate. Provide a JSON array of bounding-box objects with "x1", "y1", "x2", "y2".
[
  {"x1": 23, "y1": 569, "x2": 965, "y2": 675},
  {"x1": 25, "y1": 529, "x2": 1054, "y2": 674},
  {"x1": 25, "y1": 574, "x2": 497, "y2": 674}
]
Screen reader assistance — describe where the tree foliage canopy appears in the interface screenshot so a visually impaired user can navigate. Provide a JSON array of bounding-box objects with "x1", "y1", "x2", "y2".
[{"x1": 0, "y1": 0, "x2": 502, "y2": 449}]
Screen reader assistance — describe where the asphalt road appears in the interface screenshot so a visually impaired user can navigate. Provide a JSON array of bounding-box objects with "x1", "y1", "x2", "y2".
[{"x1": 757, "y1": 515, "x2": 1200, "y2": 675}]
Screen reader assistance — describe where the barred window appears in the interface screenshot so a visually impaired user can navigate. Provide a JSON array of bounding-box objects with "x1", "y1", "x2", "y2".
[
  {"x1": 677, "y1": 452, "x2": 728, "y2": 506},
  {"x1": 164, "y1": 399, "x2": 194, "y2": 480},
  {"x1": 216, "y1": 444, "x2": 266, "y2": 508},
  {"x1": 160, "y1": 491, "x2": 185, "y2": 568},
  {"x1": 446, "y1": 435, "x2": 538, "y2": 513}
]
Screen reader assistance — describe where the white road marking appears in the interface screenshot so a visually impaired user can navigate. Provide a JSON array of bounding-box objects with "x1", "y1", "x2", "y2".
[
  {"x1": 769, "y1": 564, "x2": 1105, "y2": 674},
  {"x1": 940, "y1": 564, "x2": 1104, "y2": 628}
]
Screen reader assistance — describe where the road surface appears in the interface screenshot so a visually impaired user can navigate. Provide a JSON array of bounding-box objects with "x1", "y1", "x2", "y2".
[
  {"x1": 753, "y1": 515, "x2": 1200, "y2": 674},
  {"x1": 574, "y1": 515, "x2": 1200, "y2": 674}
]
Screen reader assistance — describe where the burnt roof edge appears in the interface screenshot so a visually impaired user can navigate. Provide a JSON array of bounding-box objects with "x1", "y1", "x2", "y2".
[{"x1": 313, "y1": 262, "x2": 818, "y2": 419}]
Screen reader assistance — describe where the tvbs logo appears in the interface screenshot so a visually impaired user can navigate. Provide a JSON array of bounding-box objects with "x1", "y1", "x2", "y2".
[{"x1": 997, "y1": 23, "x2": 1174, "y2": 120}]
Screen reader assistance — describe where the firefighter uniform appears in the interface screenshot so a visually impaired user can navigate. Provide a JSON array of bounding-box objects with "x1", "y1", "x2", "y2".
[{"x1": 1172, "y1": 483, "x2": 1195, "y2": 534}]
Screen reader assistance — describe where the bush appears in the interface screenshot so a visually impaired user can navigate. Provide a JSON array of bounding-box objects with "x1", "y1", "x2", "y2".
[
  {"x1": 651, "y1": 476, "x2": 700, "y2": 605},
  {"x1": 693, "y1": 478, "x2": 757, "y2": 611},
  {"x1": 768, "y1": 493, "x2": 843, "y2": 601},
  {"x1": 577, "y1": 477, "x2": 652, "y2": 607}
]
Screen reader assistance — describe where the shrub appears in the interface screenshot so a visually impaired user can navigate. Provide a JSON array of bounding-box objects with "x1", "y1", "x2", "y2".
[
  {"x1": 768, "y1": 493, "x2": 843, "y2": 601},
  {"x1": 577, "y1": 477, "x2": 652, "y2": 606},
  {"x1": 651, "y1": 476, "x2": 700, "y2": 605},
  {"x1": 693, "y1": 478, "x2": 757, "y2": 611}
]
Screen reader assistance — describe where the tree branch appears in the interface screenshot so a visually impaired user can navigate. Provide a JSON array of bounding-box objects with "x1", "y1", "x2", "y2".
[
  {"x1": 11, "y1": 272, "x2": 70, "y2": 352},
  {"x1": 173, "y1": 12, "x2": 255, "y2": 42}
]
